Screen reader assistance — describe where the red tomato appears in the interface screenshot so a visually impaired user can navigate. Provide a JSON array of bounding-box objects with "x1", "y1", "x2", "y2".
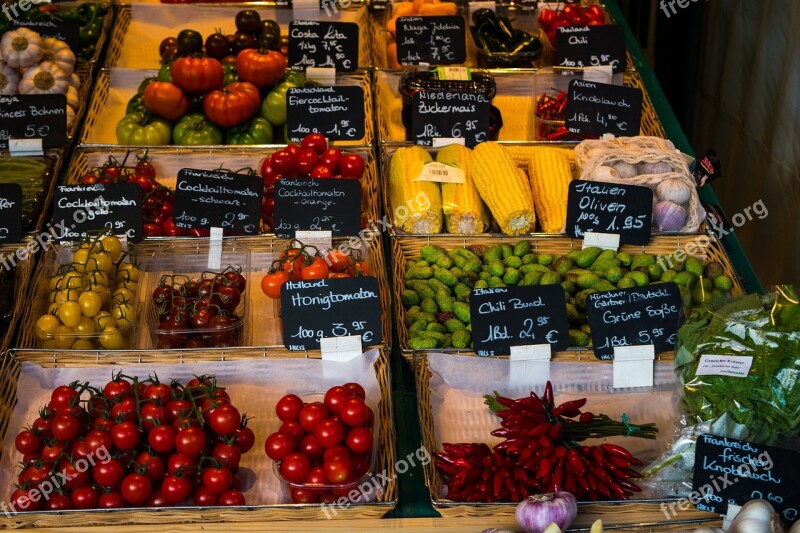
[
  {"x1": 15, "y1": 430, "x2": 43, "y2": 455},
  {"x1": 143, "y1": 382, "x2": 173, "y2": 406},
  {"x1": 323, "y1": 444, "x2": 351, "y2": 463},
  {"x1": 98, "y1": 491, "x2": 127, "y2": 509},
  {"x1": 218, "y1": 489, "x2": 246, "y2": 506},
  {"x1": 141, "y1": 403, "x2": 170, "y2": 432},
  {"x1": 136, "y1": 451, "x2": 166, "y2": 482},
  {"x1": 297, "y1": 148, "x2": 319, "y2": 176},
  {"x1": 166, "y1": 399, "x2": 193, "y2": 422},
  {"x1": 207, "y1": 403, "x2": 241, "y2": 437},
  {"x1": 59, "y1": 459, "x2": 89, "y2": 489},
  {"x1": 202, "y1": 466, "x2": 233, "y2": 494},
  {"x1": 301, "y1": 256, "x2": 329, "y2": 280},
  {"x1": 300, "y1": 133, "x2": 328, "y2": 155},
  {"x1": 121, "y1": 473, "x2": 152, "y2": 505},
  {"x1": 167, "y1": 453, "x2": 197, "y2": 475},
  {"x1": 84, "y1": 430, "x2": 112, "y2": 456},
  {"x1": 291, "y1": 487, "x2": 321, "y2": 504},
  {"x1": 235, "y1": 49, "x2": 286, "y2": 89},
  {"x1": 323, "y1": 386, "x2": 352, "y2": 415},
  {"x1": 339, "y1": 397, "x2": 370, "y2": 427},
  {"x1": 339, "y1": 154, "x2": 365, "y2": 179},
  {"x1": 194, "y1": 486, "x2": 219, "y2": 506},
  {"x1": 325, "y1": 251, "x2": 351, "y2": 274},
  {"x1": 162, "y1": 474, "x2": 193, "y2": 504},
  {"x1": 271, "y1": 149, "x2": 298, "y2": 175},
  {"x1": 275, "y1": 394, "x2": 304, "y2": 422},
  {"x1": 143, "y1": 81, "x2": 190, "y2": 121},
  {"x1": 260, "y1": 156, "x2": 282, "y2": 188},
  {"x1": 203, "y1": 81, "x2": 261, "y2": 128},
  {"x1": 279, "y1": 420, "x2": 306, "y2": 443},
  {"x1": 351, "y1": 453, "x2": 371, "y2": 477},
  {"x1": 212, "y1": 442, "x2": 242, "y2": 470},
  {"x1": 148, "y1": 424, "x2": 177, "y2": 453},
  {"x1": 343, "y1": 382, "x2": 366, "y2": 399},
  {"x1": 265, "y1": 432, "x2": 296, "y2": 461},
  {"x1": 345, "y1": 426, "x2": 373, "y2": 455},
  {"x1": 171, "y1": 57, "x2": 224, "y2": 94},
  {"x1": 43, "y1": 493, "x2": 72, "y2": 510},
  {"x1": 111, "y1": 421, "x2": 141, "y2": 450},
  {"x1": 234, "y1": 425, "x2": 256, "y2": 453},
  {"x1": 319, "y1": 148, "x2": 342, "y2": 173},
  {"x1": 280, "y1": 453, "x2": 311, "y2": 483},
  {"x1": 299, "y1": 402, "x2": 329, "y2": 432},
  {"x1": 175, "y1": 427, "x2": 206, "y2": 456},
  {"x1": 310, "y1": 165, "x2": 333, "y2": 179},
  {"x1": 51, "y1": 385, "x2": 79, "y2": 409},
  {"x1": 146, "y1": 489, "x2": 173, "y2": 508},
  {"x1": 70, "y1": 485, "x2": 99, "y2": 510},
  {"x1": 323, "y1": 455, "x2": 354, "y2": 484},
  {"x1": 305, "y1": 466, "x2": 328, "y2": 485},
  {"x1": 92, "y1": 458, "x2": 125, "y2": 488},
  {"x1": 315, "y1": 419, "x2": 345, "y2": 448},
  {"x1": 299, "y1": 434, "x2": 325, "y2": 460}
]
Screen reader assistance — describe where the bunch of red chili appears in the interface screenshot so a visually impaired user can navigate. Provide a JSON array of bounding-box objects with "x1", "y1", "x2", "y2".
[{"x1": 434, "y1": 381, "x2": 657, "y2": 503}]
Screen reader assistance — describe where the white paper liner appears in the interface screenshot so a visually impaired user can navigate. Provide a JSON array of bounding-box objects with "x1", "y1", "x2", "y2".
[
  {"x1": 0, "y1": 349, "x2": 382, "y2": 506},
  {"x1": 426, "y1": 352, "x2": 678, "y2": 467}
]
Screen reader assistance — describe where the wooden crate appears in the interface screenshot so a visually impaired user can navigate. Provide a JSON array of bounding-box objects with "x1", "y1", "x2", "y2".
[
  {"x1": 413, "y1": 350, "x2": 721, "y2": 528},
  {"x1": 0, "y1": 346, "x2": 397, "y2": 528},
  {"x1": 391, "y1": 233, "x2": 744, "y2": 353}
]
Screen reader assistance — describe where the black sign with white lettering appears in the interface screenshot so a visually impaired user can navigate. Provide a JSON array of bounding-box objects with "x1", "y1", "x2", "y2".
[
  {"x1": 286, "y1": 86, "x2": 365, "y2": 143},
  {"x1": 470, "y1": 285, "x2": 570, "y2": 356},
  {"x1": 11, "y1": 19, "x2": 81, "y2": 53},
  {"x1": 565, "y1": 79, "x2": 642, "y2": 137},
  {"x1": 0, "y1": 94, "x2": 67, "y2": 149},
  {"x1": 411, "y1": 91, "x2": 490, "y2": 147},
  {"x1": 53, "y1": 183, "x2": 142, "y2": 243},
  {"x1": 0, "y1": 184, "x2": 22, "y2": 244},
  {"x1": 566, "y1": 180, "x2": 652, "y2": 245},
  {"x1": 173, "y1": 169, "x2": 263, "y2": 235},
  {"x1": 693, "y1": 434, "x2": 799, "y2": 525},
  {"x1": 273, "y1": 177, "x2": 361, "y2": 238},
  {"x1": 288, "y1": 21, "x2": 358, "y2": 72},
  {"x1": 586, "y1": 283, "x2": 682, "y2": 360},
  {"x1": 396, "y1": 16, "x2": 467, "y2": 65},
  {"x1": 556, "y1": 25, "x2": 626, "y2": 73},
  {"x1": 281, "y1": 276, "x2": 382, "y2": 350}
]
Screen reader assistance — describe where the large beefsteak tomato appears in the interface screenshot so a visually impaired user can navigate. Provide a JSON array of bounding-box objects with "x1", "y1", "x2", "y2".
[
  {"x1": 235, "y1": 49, "x2": 286, "y2": 89},
  {"x1": 203, "y1": 81, "x2": 261, "y2": 128},
  {"x1": 171, "y1": 57, "x2": 224, "y2": 95},
  {"x1": 143, "y1": 81, "x2": 189, "y2": 121}
]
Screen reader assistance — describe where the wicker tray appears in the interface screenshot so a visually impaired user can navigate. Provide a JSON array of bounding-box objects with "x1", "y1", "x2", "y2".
[
  {"x1": 0, "y1": 346, "x2": 397, "y2": 528},
  {"x1": 391, "y1": 233, "x2": 744, "y2": 353},
  {"x1": 412, "y1": 350, "x2": 721, "y2": 527},
  {"x1": 15, "y1": 234, "x2": 392, "y2": 350},
  {"x1": 0, "y1": 242, "x2": 37, "y2": 356},
  {"x1": 79, "y1": 67, "x2": 376, "y2": 147},
  {"x1": 104, "y1": 3, "x2": 373, "y2": 70},
  {"x1": 63, "y1": 144, "x2": 380, "y2": 228},
  {"x1": 374, "y1": 67, "x2": 666, "y2": 145}
]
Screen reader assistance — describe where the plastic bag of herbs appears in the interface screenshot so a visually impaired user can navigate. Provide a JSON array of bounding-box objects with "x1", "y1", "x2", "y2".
[{"x1": 640, "y1": 285, "x2": 800, "y2": 497}]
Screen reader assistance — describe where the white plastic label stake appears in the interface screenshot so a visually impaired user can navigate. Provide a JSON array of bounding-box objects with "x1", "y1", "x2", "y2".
[
  {"x1": 696, "y1": 355, "x2": 753, "y2": 378},
  {"x1": 582, "y1": 231, "x2": 620, "y2": 251},
  {"x1": 509, "y1": 344, "x2": 551, "y2": 389},
  {"x1": 418, "y1": 62, "x2": 430, "y2": 72},
  {"x1": 582, "y1": 65, "x2": 614, "y2": 84},
  {"x1": 613, "y1": 345, "x2": 654, "y2": 388},
  {"x1": 414, "y1": 162, "x2": 466, "y2": 184},
  {"x1": 722, "y1": 503, "x2": 742, "y2": 530},
  {"x1": 469, "y1": 1, "x2": 496, "y2": 13},
  {"x1": 116, "y1": 234, "x2": 128, "y2": 252},
  {"x1": 306, "y1": 67, "x2": 337, "y2": 86},
  {"x1": 292, "y1": 0, "x2": 321, "y2": 19},
  {"x1": 320, "y1": 335, "x2": 362, "y2": 362},
  {"x1": 432, "y1": 138, "x2": 466, "y2": 148},
  {"x1": 294, "y1": 230, "x2": 332, "y2": 253},
  {"x1": 9, "y1": 138, "x2": 43, "y2": 157},
  {"x1": 207, "y1": 227, "x2": 223, "y2": 271}
]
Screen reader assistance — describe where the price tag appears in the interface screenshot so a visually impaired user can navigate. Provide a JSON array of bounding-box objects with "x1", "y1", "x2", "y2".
[
  {"x1": 556, "y1": 25, "x2": 626, "y2": 73},
  {"x1": 53, "y1": 183, "x2": 142, "y2": 243},
  {"x1": 0, "y1": 94, "x2": 67, "y2": 150},
  {"x1": 469, "y1": 285, "x2": 570, "y2": 356},
  {"x1": 612, "y1": 345, "x2": 654, "y2": 388},
  {"x1": 412, "y1": 91, "x2": 490, "y2": 147},
  {"x1": 396, "y1": 16, "x2": 467, "y2": 65},
  {"x1": 286, "y1": 86, "x2": 366, "y2": 143},
  {"x1": 695, "y1": 355, "x2": 754, "y2": 377},
  {"x1": 566, "y1": 180, "x2": 653, "y2": 246},
  {"x1": 693, "y1": 434, "x2": 799, "y2": 526},
  {"x1": 281, "y1": 276, "x2": 382, "y2": 351},
  {"x1": 8, "y1": 139, "x2": 43, "y2": 157},
  {"x1": 172, "y1": 169, "x2": 263, "y2": 235},
  {"x1": 565, "y1": 79, "x2": 643, "y2": 137},
  {"x1": 432, "y1": 137, "x2": 466, "y2": 147},
  {"x1": 11, "y1": 19, "x2": 81, "y2": 54},
  {"x1": 0, "y1": 184, "x2": 23, "y2": 244},
  {"x1": 414, "y1": 162, "x2": 465, "y2": 183},
  {"x1": 509, "y1": 344, "x2": 551, "y2": 389},
  {"x1": 207, "y1": 227, "x2": 223, "y2": 271},
  {"x1": 586, "y1": 283, "x2": 682, "y2": 360},
  {"x1": 305, "y1": 67, "x2": 337, "y2": 86},
  {"x1": 273, "y1": 178, "x2": 361, "y2": 238},
  {"x1": 582, "y1": 232, "x2": 620, "y2": 251},
  {"x1": 289, "y1": 21, "x2": 359, "y2": 72}
]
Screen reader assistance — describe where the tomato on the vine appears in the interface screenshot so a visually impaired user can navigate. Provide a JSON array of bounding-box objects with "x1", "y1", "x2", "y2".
[
  {"x1": 175, "y1": 426, "x2": 206, "y2": 456},
  {"x1": 301, "y1": 256, "x2": 329, "y2": 280},
  {"x1": 121, "y1": 473, "x2": 153, "y2": 505},
  {"x1": 207, "y1": 403, "x2": 241, "y2": 437}
]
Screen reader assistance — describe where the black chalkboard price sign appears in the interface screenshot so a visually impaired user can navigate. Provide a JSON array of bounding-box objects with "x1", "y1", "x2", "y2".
[
  {"x1": 555, "y1": 25, "x2": 627, "y2": 73},
  {"x1": 273, "y1": 177, "x2": 361, "y2": 238},
  {"x1": 565, "y1": 79, "x2": 642, "y2": 137},
  {"x1": 411, "y1": 91, "x2": 490, "y2": 147},
  {"x1": 693, "y1": 434, "x2": 799, "y2": 525},
  {"x1": 470, "y1": 285, "x2": 570, "y2": 356},
  {"x1": 288, "y1": 21, "x2": 359, "y2": 72},
  {"x1": 286, "y1": 86, "x2": 366, "y2": 143},
  {"x1": 0, "y1": 184, "x2": 22, "y2": 244},
  {"x1": 586, "y1": 283, "x2": 682, "y2": 360},
  {"x1": 566, "y1": 180, "x2": 653, "y2": 245},
  {"x1": 396, "y1": 16, "x2": 467, "y2": 65},
  {"x1": 11, "y1": 19, "x2": 81, "y2": 53},
  {"x1": 172, "y1": 169, "x2": 263, "y2": 235},
  {"x1": 53, "y1": 183, "x2": 142, "y2": 242},
  {"x1": 0, "y1": 94, "x2": 67, "y2": 150},
  {"x1": 281, "y1": 276, "x2": 382, "y2": 351}
]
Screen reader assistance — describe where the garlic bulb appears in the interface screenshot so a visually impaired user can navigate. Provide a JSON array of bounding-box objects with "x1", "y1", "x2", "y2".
[
  {"x1": 656, "y1": 178, "x2": 692, "y2": 205},
  {"x1": 638, "y1": 161, "x2": 673, "y2": 175},
  {"x1": 612, "y1": 161, "x2": 638, "y2": 179},
  {"x1": 727, "y1": 499, "x2": 784, "y2": 533},
  {"x1": 653, "y1": 200, "x2": 687, "y2": 231},
  {"x1": 589, "y1": 166, "x2": 621, "y2": 183}
]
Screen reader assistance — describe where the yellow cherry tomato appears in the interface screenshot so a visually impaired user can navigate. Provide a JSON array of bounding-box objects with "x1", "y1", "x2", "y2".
[
  {"x1": 74, "y1": 316, "x2": 97, "y2": 339},
  {"x1": 71, "y1": 339, "x2": 95, "y2": 350},
  {"x1": 72, "y1": 248, "x2": 90, "y2": 272},
  {"x1": 111, "y1": 303, "x2": 136, "y2": 329},
  {"x1": 89, "y1": 251, "x2": 113, "y2": 274},
  {"x1": 112, "y1": 288, "x2": 135, "y2": 306},
  {"x1": 99, "y1": 327, "x2": 124, "y2": 350},
  {"x1": 53, "y1": 325, "x2": 75, "y2": 350},
  {"x1": 94, "y1": 310, "x2": 114, "y2": 332},
  {"x1": 78, "y1": 291, "x2": 102, "y2": 318},
  {"x1": 58, "y1": 301, "x2": 82, "y2": 327},
  {"x1": 101, "y1": 235, "x2": 122, "y2": 262},
  {"x1": 62, "y1": 271, "x2": 83, "y2": 290},
  {"x1": 35, "y1": 315, "x2": 61, "y2": 340},
  {"x1": 83, "y1": 270, "x2": 110, "y2": 288},
  {"x1": 116, "y1": 263, "x2": 141, "y2": 283},
  {"x1": 49, "y1": 275, "x2": 63, "y2": 292}
]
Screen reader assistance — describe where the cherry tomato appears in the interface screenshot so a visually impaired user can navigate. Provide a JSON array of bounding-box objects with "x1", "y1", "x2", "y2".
[
  {"x1": 175, "y1": 426, "x2": 206, "y2": 456},
  {"x1": 136, "y1": 450, "x2": 166, "y2": 482},
  {"x1": 70, "y1": 485, "x2": 100, "y2": 509},
  {"x1": 103, "y1": 378, "x2": 133, "y2": 401},
  {"x1": 275, "y1": 394, "x2": 304, "y2": 422},
  {"x1": 271, "y1": 149, "x2": 298, "y2": 174},
  {"x1": 323, "y1": 444, "x2": 351, "y2": 463},
  {"x1": 279, "y1": 420, "x2": 306, "y2": 443},
  {"x1": 84, "y1": 430, "x2": 112, "y2": 456},
  {"x1": 143, "y1": 382, "x2": 173, "y2": 406},
  {"x1": 343, "y1": 383, "x2": 366, "y2": 399},
  {"x1": 319, "y1": 148, "x2": 342, "y2": 174},
  {"x1": 15, "y1": 430, "x2": 43, "y2": 455},
  {"x1": 315, "y1": 419, "x2": 345, "y2": 448},
  {"x1": 298, "y1": 434, "x2": 324, "y2": 460},
  {"x1": 299, "y1": 402, "x2": 329, "y2": 432},
  {"x1": 111, "y1": 421, "x2": 141, "y2": 450},
  {"x1": 234, "y1": 425, "x2": 256, "y2": 453},
  {"x1": 202, "y1": 466, "x2": 233, "y2": 494},
  {"x1": 300, "y1": 133, "x2": 327, "y2": 155},
  {"x1": 323, "y1": 455, "x2": 354, "y2": 484},
  {"x1": 146, "y1": 488, "x2": 173, "y2": 508},
  {"x1": 44, "y1": 493, "x2": 72, "y2": 510},
  {"x1": 265, "y1": 432, "x2": 296, "y2": 461},
  {"x1": 345, "y1": 426, "x2": 373, "y2": 455},
  {"x1": 50, "y1": 385, "x2": 79, "y2": 410},
  {"x1": 301, "y1": 256, "x2": 329, "y2": 280},
  {"x1": 324, "y1": 386, "x2": 352, "y2": 414},
  {"x1": 167, "y1": 453, "x2": 197, "y2": 475},
  {"x1": 218, "y1": 489, "x2": 246, "y2": 506},
  {"x1": 207, "y1": 403, "x2": 241, "y2": 437},
  {"x1": 339, "y1": 154, "x2": 365, "y2": 179},
  {"x1": 297, "y1": 148, "x2": 320, "y2": 176},
  {"x1": 166, "y1": 399, "x2": 193, "y2": 422},
  {"x1": 162, "y1": 473, "x2": 193, "y2": 504},
  {"x1": 98, "y1": 490, "x2": 127, "y2": 509},
  {"x1": 92, "y1": 457, "x2": 125, "y2": 488},
  {"x1": 260, "y1": 156, "x2": 283, "y2": 189},
  {"x1": 59, "y1": 459, "x2": 90, "y2": 490},
  {"x1": 212, "y1": 442, "x2": 241, "y2": 470},
  {"x1": 339, "y1": 397, "x2": 370, "y2": 427},
  {"x1": 141, "y1": 403, "x2": 170, "y2": 432},
  {"x1": 194, "y1": 486, "x2": 219, "y2": 506},
  {"x1": 291, "y1": 487, "x2": 321, "y2": 504},
  {"x1": 310, "y1": 165, "x2": 333, "y2": 179},
  {"x1": 280, "y1": 453, "x2": 311, "y2": 483},
  {"x1": 351, "y1": 453, "x2": 371, "y2": 477},
  {"x1": 149, "y1": 424, "x2": 177, "y2": 453}
]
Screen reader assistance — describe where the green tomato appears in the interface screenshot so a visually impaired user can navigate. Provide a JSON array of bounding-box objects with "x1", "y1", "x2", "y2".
[
  {"x1": 225, "y1": 116, "x2": 274, "y2": 145},
  {"x1": 172, "y1": 113, "x2": 223, "y2": 145},
  {"x1": 115, "y1": 112, "x2": 172, "y2": 145},
  {"x1": 223, "y1": 64, "x2": 238, "y2": 87},
  {"x1": 260, "y1": 89, "x2": 288, "y2": 127},
  {"x1": 125, "y1": 93, "x2": 147, "y2": 115},
  {"x1": 157, "y1": 62, "x2": 173, "y2": 83}
]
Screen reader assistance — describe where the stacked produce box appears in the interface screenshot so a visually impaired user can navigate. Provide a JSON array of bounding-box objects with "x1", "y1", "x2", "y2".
[{"x1": 0, "y1": 0, "x2": 783, "y2": 531}]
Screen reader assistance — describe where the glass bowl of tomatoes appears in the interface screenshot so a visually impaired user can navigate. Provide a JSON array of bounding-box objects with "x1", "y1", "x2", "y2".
[
  {"x1": 266, "y1": 385, "x2": 380, "y2": 505},
  {"x1": 142, "y1": 239, "x2": 252, "y2": 349}
]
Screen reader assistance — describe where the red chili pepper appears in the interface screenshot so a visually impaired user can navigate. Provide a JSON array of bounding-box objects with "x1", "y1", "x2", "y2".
[
  {"x1": 607, "y1": 455, "x2": 633, "y2": 469},
  {"x1": 593, "y1": 465, "x2": 612, "y2": 484},
  {"x1": 537, "y1": 457, "x2": 553, "y2": 482},
  {"x1": 548, "y1": 423, "x2": 562, "y2": 440},
  {"x1": 579, "y1": 411, "x2": 595, "y2": 423},
  {"x1": 553, "y1": 445, "x2": 568, "y2": 459},
  {"x1": 525, "y1": 421, "x2": 552, "y2": 439},
  {"x1": 492, "y1": 470, "x2": 504, "y2": 499},
  {"x1": 566, "y1": 449, "x2": 586, "y2": 475},
  {"x1": 552, "y1": 398, "x2": 587, "y2": 418},
  {"x1": 520, "y1": 444, "x2": 537, "y2": 461},
  {"x1": 617, "y1": 479, "x2": 642, "y2": 492},
  {"x1": 494, "y1": 395, "x2": 516, "y2": 409},
  {"x1": 623, "y1": 467, "x2": 643, "y2": 479},
  {"x1": 564, "y1": 471, "x2": 578, "y2": 495},
  {"x1": 600, "y1": 443, "x2": 636, "y2": 462},
  {"x1": 544, "y1": 381, "x2": 554, "y2": 408},
  {"x1": 608, "y1": 482, "x2": 628, "y2": 500},
  {"x1": 591, "y1": 446, "x2": 605, "y2": 466},
  {"x1": 538, "y1": 434, "x2": 553, "y2": 448}
]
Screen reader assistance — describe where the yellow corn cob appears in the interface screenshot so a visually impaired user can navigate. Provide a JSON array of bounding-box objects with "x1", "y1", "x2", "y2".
[
  {"x1": 435, "y1": 144, "x2": 488, "y2": 234},
  {"x1": 388, "y1": 146, "x2": 442, "y2": 234},
  {"x1": 502, "y1": 144, "x2": 540, "y2": 168},
  {"x1": 528, "y1": 147, "x2": 575, "y2": 233},
  {"x1": 472, "y1": 142, "x2": 536, "y2": 235}
]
